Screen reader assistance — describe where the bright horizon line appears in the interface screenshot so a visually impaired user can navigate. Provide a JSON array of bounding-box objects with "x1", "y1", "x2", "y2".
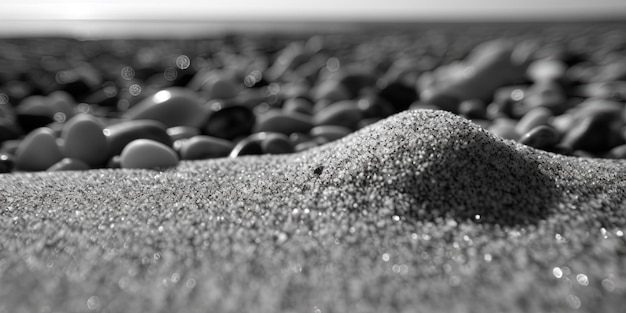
[{"x1": 3, "y1": 1, "x2": 626, "y2": 21}]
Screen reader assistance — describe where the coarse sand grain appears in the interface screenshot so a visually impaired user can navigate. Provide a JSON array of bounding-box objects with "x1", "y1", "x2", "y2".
[{"x1": 1, "y1": 109, "x2": 625, "y2": 312}]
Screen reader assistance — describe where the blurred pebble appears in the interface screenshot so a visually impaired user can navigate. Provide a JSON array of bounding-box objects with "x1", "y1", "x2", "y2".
[
  {"x1": 104, "y1": 120, "x2": 172, "y2": 158},
  {"x1": 254, "y1": 110, "x2": 313, "y2": 135},
  {"x1": 488, "y1": 118, "x2": 519, "y2": 140},
  {"x1": 515, "y1": 107, "x2": 553, "y2": 136},
  {"x1": 167, "y1": 126, "x2": 200, "y2": 141},
  {"x1": 518, "y1": 125, "x2": 560, "y2": 150},
  {"x1": 310, "y1": 125, "x2": 351, "y2": 143},
  {"x1": 313, "y1": 100, "x2": 363, "y2": 129},
  {"x1": 522, "y1": 81, "x2": 567, "y2": 114},
  {"x1": 312, "y1": 79, "x2": 351, "y2": 102},
  {"x1": 17, "y1": 92, "x2": 75, "y2": 121},
  {"x1": 204, "y1": 104, "x2": 256, "y2": 140},
  {"x1": 179, "y1": 135, "x2": 234, "y2": 160},
  {"x1": 229, "y1": 134, "x2": 264, "y2": 157},
  {"x1": 422, "y1": 40, "x2": 525, "y2": 106},
  {"x1": 561, "y1": 112, "x2": 624, "y2": 152},
  {"x1": 200, "y1": 74, "x2": 239, "y2": 100},
  {"x1": 336, "y1": 69, "x2": 378, "y2": 98},
  {"x1": 261, "y1": 133, "x2": 294, "y2": 154},
  {"x1": 458, "y1": 99, "x2": 487, "y2": 120},
  {"x1": 47, "y1": 157, "x2": 90, "y2": 171},
  {"x1": 123, "y1": 87, "x2": 208, "y2": 128},
  {"x1": 289, "y1": 132, "x2": 312, "y2": 146},
  {"x1": 294, "y1": 141, "x2": 318, "y2": 152},
  {"x1": 0, "y1": 153, "x2": 14, "y2": 173},
  {"x1": 120, "y1": 139, "x2": 179, "y2": 169},
  {"x1": 357, "y1": 94, "x2": 396, "y2": 119},
  {"x1": 283, "y1": 97, "x2": 314, "y2": 115},
  {"x1": 527, "y1": 58, "x2": 567, "y2": 82},
  {"x1": 377, "y1": 81, "x2": 418, "y2": 113},
  {"x1": 61, "y1": 114, "x2": 109, "y2": 167},
  {"x1": 606, "y1": 144, "x2": 626, "y2": 159},
  {"x1": 15, "y1": 127, "x2": 63, "y2": 171}
]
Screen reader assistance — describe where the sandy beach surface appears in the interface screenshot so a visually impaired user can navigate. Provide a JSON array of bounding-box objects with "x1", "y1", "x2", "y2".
[{"x1": 1, "y1": 109, "x2": 625, "y2": 312}]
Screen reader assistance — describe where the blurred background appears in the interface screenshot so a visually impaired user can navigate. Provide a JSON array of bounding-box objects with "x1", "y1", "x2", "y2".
[{"x1": 1, "y1": 0, "x2": 625, "y2": 38}]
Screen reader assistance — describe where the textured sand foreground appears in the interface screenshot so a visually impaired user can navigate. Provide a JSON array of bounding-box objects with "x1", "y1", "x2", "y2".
[{"x1": 1, "y1": 109, "x2": 625, "y2": 312}]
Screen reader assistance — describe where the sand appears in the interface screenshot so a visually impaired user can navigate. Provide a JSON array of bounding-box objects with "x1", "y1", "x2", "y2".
[{"x1": 1, "y1": 109, "x2": 625, "y2": 312}]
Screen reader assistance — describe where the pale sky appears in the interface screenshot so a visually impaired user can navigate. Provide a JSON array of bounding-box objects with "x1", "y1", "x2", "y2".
[{"x1": 3, "y1": 0, "x2": 626, "y2": 20}]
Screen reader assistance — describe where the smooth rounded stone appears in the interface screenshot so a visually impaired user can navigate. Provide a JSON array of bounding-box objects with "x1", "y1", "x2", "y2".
[
  {"x1": 83, "y1": 84, "x2": 120, "y2": 107},
  {"x1": 179, "y1": 135, "x2": 234, "y2": 160},
  {"x1": 573, "y1": 81, "x2": 626, "y2": 101},
  {"x1": 488, "y1": 118, "x2": 519, "y2": 140},
  {"x1": 14, "y1": 127, "x2": 63, "y2": 171},
  {"x1": 515, "y1": 107, "x2": 553, "y2": 136},
  {"x1": 357, "y1": 94, "x2": 396, "y2": 119},
  {"x1": 104, "y1": 120, "x2": 173, "y2": 158},
  {"x1": 489, "y1": 85, "x2": 527, "y2": 118},
  {"x1": 283, "y1": 97, "x2": 314, "y2": 115},
  {"x1": 313, "y1": 100, "x2": 363, "y2": 130},
  {"x1": 120, "y1": 139, "x2": 179, "y2": 169},
  {"x1": 336, "y1": 69, "x2": 379, "y2": 98},
  {"x1": 17, "y1": 92, "x2": 75, "y2": 119},
  {"x1": 574, "y1": 98, "x2": 623, "y2": 116},
  {"x1": 47, "y1": 157, "x2": 90, "y2": 172},
  {"x1": 122, "y1": 87, "x2": 209, "y2": 128},
  {"x1": 518, "y1": 125, "x2": 560, "y2": 150},
  {"x1": 264, "y1": 42, "x2": 310, "y2": 81},
  {"x1": 310, "y1": 125, "x2": 352, "y2": 143},
  {"x1": 605, "y1": 144, "x2": 626, "y2": 159},
  {"x1": 229, "y1": 134, "x2": 264, "y2": 158},
  {"x1": 201, "y1": 75, "x2": 239, "y2": 100},
  {"x1": 377, "y1": 80, "x2": 418, "y2": 113},
  {"x1": 522, "y1": 81, "x2": 567, "y2": 114},
  {"x1": 254, "y1": 109, "x2": 313, "y2": 135},
  {"x1": 167, "y1": 126, "x2": 200, "y2": 141},
  {"x1": 204, "y1": 103, "x2": 256, "y2": 140},
  {"x1": 16, "y1": 92, "x2": 77, "y2": 131},
  {"x1": 289, "y1": 133, "x2": 313, "y2": 146},
  {"x1": 458, "y1": 99, "x2": 487, "y2": 120},
  {"x1": 561, "y1": 112, "x2": 624, "y2": 153},
  {"x1": 61, "y1": 114, "x2": 109, "y2": 167},
  {"x1": 0, "y1": 153, "x2": 14, "y2": 173},
  {"x1": 421, "y1": 40, "x2": 526, "y2": 105},
  {"x1": 527, "y1": 58, "x2": 568, "y2": 82},
  {"x1": 550, "y1": 113, "x2": 575, "y2": 135},
  {"x1": 261, "y1": 133, "x2": 294, "y2": 154},
  {"x1": 311, "y1": 79, "x2": 351, "y2": 102},
  {"x1": 294, "y1": 141, "x2": 318, "y2": 152}
]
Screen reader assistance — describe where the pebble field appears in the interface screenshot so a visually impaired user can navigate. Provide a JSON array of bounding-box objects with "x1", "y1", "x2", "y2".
[{"x1": 1, "y1": 21, "x2": 626, "y2": 312}]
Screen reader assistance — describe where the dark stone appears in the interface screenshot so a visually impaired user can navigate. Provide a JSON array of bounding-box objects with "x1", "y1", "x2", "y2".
[
  {"x1": 378, "y1": 81, "x2": 418, "y2": 113},
  {"x1": 104, "y1": 120, "x2": 173, "y2": 158},
  {"x1": 204, "y1": 105, "x2": 256, "y2": 140}
]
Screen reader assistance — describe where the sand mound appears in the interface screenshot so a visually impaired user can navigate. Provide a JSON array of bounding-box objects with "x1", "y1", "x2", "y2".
[{"x1": 1, "y1": 109, "x2": 625, "y2": 312}]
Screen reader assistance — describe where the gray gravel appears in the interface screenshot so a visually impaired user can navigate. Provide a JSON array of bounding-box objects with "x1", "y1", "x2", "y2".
[{"x1": 1, "y1": 109, "x2": 625, "y2": 313}]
